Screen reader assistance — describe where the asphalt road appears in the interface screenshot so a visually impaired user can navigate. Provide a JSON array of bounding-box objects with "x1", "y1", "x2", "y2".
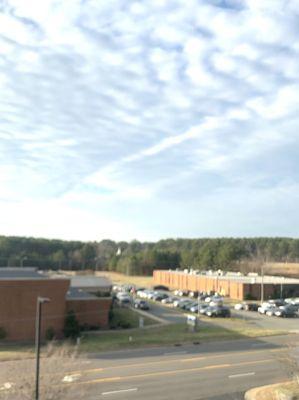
[{"x1": 62, "y1": 334, "x2": 299, "y2": 400}]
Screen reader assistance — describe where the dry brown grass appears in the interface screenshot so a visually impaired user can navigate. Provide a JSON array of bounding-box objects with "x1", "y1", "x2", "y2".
[
  {"x1": 0, "y1": 343, "x2": 84, "y2": 400},
  {"x1": 265, "y1": 262, "x2": 299, "y2": 278},
  {"x1": 95, "y1": 271, "x2": 153, "y2": 287},
  {"x1": 246, "y1": 382, "x2": 299, "y2": 400}
]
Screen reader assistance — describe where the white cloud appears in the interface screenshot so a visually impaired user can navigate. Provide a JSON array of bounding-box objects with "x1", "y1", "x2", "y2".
[{"x1": 1, "y1": 0, "x2": 299, "y2": 240}]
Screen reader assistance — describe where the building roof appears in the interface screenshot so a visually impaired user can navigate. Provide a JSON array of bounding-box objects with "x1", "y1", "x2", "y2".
[
  {"x1": 66, "y1": 287, "x2": 99, "y2": 300},
  {"x1": 0, "y1": 267, "x2": 48, "y2": 280},
  {"x1": 161, "y1": 269, "x2": 299, "y2": 285},
  {"x1": 70, "y1": 275, "x2": 112, "y2": 289}
]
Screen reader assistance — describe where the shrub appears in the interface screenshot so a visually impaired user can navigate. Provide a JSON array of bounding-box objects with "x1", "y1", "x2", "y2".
[
  {"x1": 63, "y1": 310, "x2": 80, "y2": 339},
  {"x1": 244, "y1": 293, "x2": 257, "y2": 301},
  {"x1": 0, "y1": 327, "x2": 6, "y2": 340},
  {"x1": 45, "y1": 327, "x2": 55, "y2": 341}
]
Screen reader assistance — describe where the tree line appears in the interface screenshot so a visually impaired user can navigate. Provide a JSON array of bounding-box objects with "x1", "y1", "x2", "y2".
[{"x1": 0, "y1": 236, "x2": 299, "y2": 275}]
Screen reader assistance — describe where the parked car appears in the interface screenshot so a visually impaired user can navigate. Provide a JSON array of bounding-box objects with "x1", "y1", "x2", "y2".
[
  {"x1": 258, "y1": 302, "x2": 275, "y2": 314},
  {"x1": 161, "y1": 296, "x2": 179, "y2": 304},
  {"x1": 116, "y1": 292, "x2": 131, "y2": 305},
  {"x1": 153, "y1": 285, "x2": 169, "y2": 291},
  {"x1": 190, "y1": 304, "x2": 199, "y2": 313},
  {"x1": 274, "y1": 305, "x2": 297, "y2": 318},
  {"x1": 234, "y1": 303, "x2": 246, "y2": 311},
  {"x1": 179, "y1": 300, "x2": 195, "y2": 310},
  {"x1": 189, "y1": 291, "x2": 199, "y2": 298},
  {"x1": 265, "y1": 307, "x2": 277, "y2": 316},
  {"x1": 190, "y1": 303, "x2": 208, "y2": 313},
  {"x1": 184, "y1": 301, "x2": 198, "y2": 311},
  {"x1": 205, "y1": 306, "x2": 231, "y2": 318},
  {"x1": 285, "y1": 298, "x2": 299, "y2": 306},
  {"x1": 244, "y1": 303, "x2": 259, "y2": 311},
  {"x1": 147, "y1": 291, "x2": 158, "y2": 300},
  {"x1": 178, "y1": 290, "x2": 189, "y2": 297},
  {"x1": 173, "y1": 299, "x2": 191, "y2": 308},
  {"x1": 134, "y1": 299, "x2": 150, "y2": 310},
  {"x1": 153, "y1": 293, "x2": 169, "y2": 301},
  {"x1": 268, "y1": 299, "x2": 286, "y2": 307},
  {"x1": 198, "y1": 304, "x2": 210, "y2": 314}
]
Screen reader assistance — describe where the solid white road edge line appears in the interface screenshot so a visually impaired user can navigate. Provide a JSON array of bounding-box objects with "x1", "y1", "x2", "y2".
[
  {"x1": 228, "y1": 372, "x2": 255, "y2": 379},
  {"x1": 102, "y1": 388, "x2": 138, "y2": 395}
]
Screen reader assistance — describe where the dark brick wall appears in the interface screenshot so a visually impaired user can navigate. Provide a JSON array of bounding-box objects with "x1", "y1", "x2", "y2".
[
  {"x1": 66, "y1": 298, "x2": 112, "y2": 329},
  {"x1": 0, "y1": 279, "x2": 70, "y2": 341}
]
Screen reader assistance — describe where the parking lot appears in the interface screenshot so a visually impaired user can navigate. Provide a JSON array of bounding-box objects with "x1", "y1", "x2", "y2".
[{"x1": 113, "y1": 285, "x2": 299, "y2": 333}]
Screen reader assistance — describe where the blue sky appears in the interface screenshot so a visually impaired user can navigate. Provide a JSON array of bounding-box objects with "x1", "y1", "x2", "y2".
[{"x1": 1, "y1": 0, "x2": 299, "y2": 241}]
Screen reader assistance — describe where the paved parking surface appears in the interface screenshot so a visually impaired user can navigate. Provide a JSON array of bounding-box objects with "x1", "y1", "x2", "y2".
[
  {"x1": 231, "y1": 308, "x2": 299, "y2": 332},
  {"x1": 146, "y1": 298, "x2": 299, "y2": 332}
]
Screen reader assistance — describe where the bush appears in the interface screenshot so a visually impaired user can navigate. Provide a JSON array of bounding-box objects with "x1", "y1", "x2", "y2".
[
  {"x1": 244, "y1": 293, "x2": 257, "y2": 301},
  {"x1": 80, "y1": 323, "x2": 100, "y2": 332},
  {"x1": 45, "y1": 327, "x2": 56, "y2": 341},
  {"x1": 63, "y1": 310, "x2": 80, "y2": 339},
  {"x1": 0, "y1": 327, "x2": 6, "y2": 340}
]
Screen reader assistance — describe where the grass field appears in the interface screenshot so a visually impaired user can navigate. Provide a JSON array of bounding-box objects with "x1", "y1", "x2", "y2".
[
  {"x1": 109, "y1": 306, "x2": 156, "y2": 329},
  {"x1": 0, "y1": 319, "x2": 285, "y2": 361},
  {"x1": 79, "y1": 321, "x2": 285, "y2": 353}
]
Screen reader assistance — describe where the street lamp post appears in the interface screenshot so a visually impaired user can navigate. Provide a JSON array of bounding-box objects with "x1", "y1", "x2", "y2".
[
  {"x1": 20, "y1": 256, "x2": 27, "y2": 267},
  {"x1": 35, "y1": 297, "x2": 50, "y2": 400},
  {"x1": 280, "y1": 277, "x2": 284, "y2": 299},
  {"x1": 261, "y1": 263, "x2": 264, "y2": 304}
]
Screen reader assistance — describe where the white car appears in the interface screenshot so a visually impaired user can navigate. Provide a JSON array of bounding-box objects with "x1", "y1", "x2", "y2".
[
  {"x1": 116, "y1": 292, "x2": 131, "y2": 301},
  {"x1": 234, "y1": 303, "x2": 246, "y2": 311},
  {"x1": 258, "y1": 303, "x2": 276, "y2": 314}
]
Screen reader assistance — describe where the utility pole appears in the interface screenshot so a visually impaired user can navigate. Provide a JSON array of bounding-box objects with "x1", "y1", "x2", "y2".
[
  {"x1": 261, "y1": 263, "x2": 264, "y2": 304},
  {"x1": 20, "y1": 256, "x2": 27, "y2": 268},
  {"x1": 35, "y1": 297, "x2": 50, "y2": 400}
]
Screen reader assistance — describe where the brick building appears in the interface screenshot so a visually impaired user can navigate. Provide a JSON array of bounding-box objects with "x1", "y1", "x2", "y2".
[
  {"x1": 0, "y1": 268, "x2": 112, "y2": 341},
  {"x1": 153, "y1": 270, "x2": 299, "y2": 300}
]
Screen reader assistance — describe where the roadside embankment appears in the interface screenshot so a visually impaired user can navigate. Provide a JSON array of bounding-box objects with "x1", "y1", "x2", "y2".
[{"x1": 245, "y1": 382, "x2": 299, "y2": 400}]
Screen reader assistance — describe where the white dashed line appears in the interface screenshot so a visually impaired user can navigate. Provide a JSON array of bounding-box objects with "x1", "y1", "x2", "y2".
[
  {"x1": 102, "y1": 388, "x2": 138, "y2": 396},
  {"x1": 229, "y1": 372, "x2": 255, "y2": 379}
]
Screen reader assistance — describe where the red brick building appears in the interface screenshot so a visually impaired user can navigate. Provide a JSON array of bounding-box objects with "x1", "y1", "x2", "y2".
[
  {"x1": 0, "y1": 268, "x2": 112, "y2": 341},
  {"x1": 153, "y1": 270, "x2": 299, "y2": 300}
]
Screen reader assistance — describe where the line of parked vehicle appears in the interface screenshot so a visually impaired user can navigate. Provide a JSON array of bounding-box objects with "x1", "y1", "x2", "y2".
[
  {"x1": 137, "y1": 288, "x2": 231, "y2": 318},
  {"x1": 113, "y1": 284, "x2": 299, "y2": 319}
]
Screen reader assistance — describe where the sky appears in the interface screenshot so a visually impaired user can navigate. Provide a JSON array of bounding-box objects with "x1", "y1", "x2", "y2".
[{"x1": 1, "y1": 0, "x2": 299, "y2": 242}]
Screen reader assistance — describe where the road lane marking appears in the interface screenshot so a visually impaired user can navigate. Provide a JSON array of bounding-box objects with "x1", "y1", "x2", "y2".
[
  {"x1": 229, "y1": 372, "x2": 255, "y2": 379},
  {"x1": 65, "y1": 348, "x2": 285, "y2": 377},
  {"x1": 62, "y1": 374, "x2": 81, "y2": 383},
  {"x1": 102, "y1": 388, "x2": 138, "y2": 396},
  {"x1": 180, "y1": 356, "x2": 206, "y2": 362},
  {"x1": 66, "y1": 358, "x2": 272, "y2": 387},
  {"x1": 164, "y1": 351, "x2": 187, "y2": 356}
]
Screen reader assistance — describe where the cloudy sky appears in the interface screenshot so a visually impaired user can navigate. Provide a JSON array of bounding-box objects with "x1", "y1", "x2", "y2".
[{"x1": 1, "y1": 0, "x2": 299, "y2": 242}]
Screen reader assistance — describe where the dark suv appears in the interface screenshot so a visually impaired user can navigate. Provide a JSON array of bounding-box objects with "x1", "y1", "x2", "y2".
[
  {"x1": 205, "y1": 306, "x2": 231, "y2": 318},
  {"x1": 134, "y1": 299, "x2": 150, "y2": 310}
]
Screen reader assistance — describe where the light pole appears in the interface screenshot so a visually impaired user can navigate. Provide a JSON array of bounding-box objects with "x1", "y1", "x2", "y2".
[
  {"x1": 261, "y1": 263, "x2": 264, "y2": 304},
  {"x1": 20, "y1": 256, "x2": 27, "y2": 267},
  {"x1": 280, "y1": 277, "x2": 284, "y2": 299},
  {"x1": 35, "y1": 296, "x2": 50, "y2": 400}
]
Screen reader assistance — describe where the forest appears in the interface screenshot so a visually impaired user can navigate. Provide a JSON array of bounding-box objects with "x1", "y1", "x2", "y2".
[{"x1": 1, "y1": 235, "x2": 299, "y2": 276}]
